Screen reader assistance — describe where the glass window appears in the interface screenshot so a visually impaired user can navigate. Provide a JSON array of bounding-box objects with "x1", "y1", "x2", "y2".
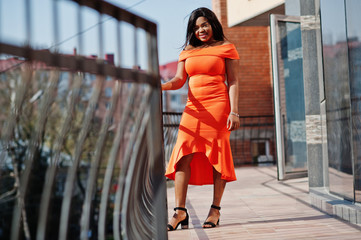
[
  {"x1": 321, "y1": 0, "x2": 353, "y2": 201},
  {"x1": 105, "y1": 101, "x2": 110, "y2": 109},
  {"x1": 104, "y1": 87, "x2": 112, "y2": 98},
  {"x1": 345, "y1": 0, "x2": 361, "y2": 202},
  {"x1": 271, "y1": 15, "x2": 308, "y2": 179},
  {"x1": 278, "y1": 21, "x2": 307, "y2": 173},
  {"x1": 171, "y1": 95, "x2": 177, "y2": 102}
]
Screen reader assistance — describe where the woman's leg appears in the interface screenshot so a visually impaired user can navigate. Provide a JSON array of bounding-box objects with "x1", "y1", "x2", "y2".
[
  {"x1": 203, "y1": 168, "x2": 226, "y2": 228},
  {"x1": 168, "y1": 154, "x2": 193, "y2": 229}
]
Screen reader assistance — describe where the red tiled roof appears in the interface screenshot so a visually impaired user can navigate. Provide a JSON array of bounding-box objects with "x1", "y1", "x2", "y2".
[
  {"x1": 0, "y1": 58, "x2": 26, "y2": 72},
  {"x1": 322, "y1": 40, "x2": 361, "y2": 59},
  {"x1": 159, "y1": 61, "x2": 177, "y2": 80}
]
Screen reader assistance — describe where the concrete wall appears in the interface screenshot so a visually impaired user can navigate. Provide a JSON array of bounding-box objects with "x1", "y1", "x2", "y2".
[
  {"x1": 227, "y1": 0, "x2": 285, "y2": 27},
  {"x1": 299, "y1": 0, "x2": 328, "y2": 188}
]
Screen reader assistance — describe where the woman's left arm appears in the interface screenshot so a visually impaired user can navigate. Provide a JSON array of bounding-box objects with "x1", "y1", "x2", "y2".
[{"x1": 226, "y1": 58, "x2": 240, "y2": 131}]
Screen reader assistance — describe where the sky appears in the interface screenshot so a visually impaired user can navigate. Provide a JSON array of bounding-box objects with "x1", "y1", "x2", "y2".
[
  {"x1": 0, "y1": 0, "x2": 212, "y2": 67},
  {"x1": 2, "y1": 0, "x2": 359, "y2": 66},
  {"x1": 106, "y1": 0, "x2": 212, "y2": 65}
]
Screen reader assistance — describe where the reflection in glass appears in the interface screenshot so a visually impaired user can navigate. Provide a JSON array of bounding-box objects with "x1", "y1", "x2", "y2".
[
  {"x1": 321, "y1": 0, "x2": 353, "y2": 200},
  {"x1": 0, "y1": 61, "x2": 143, "y2": 238},
  {"x1": 0, "y1": 0, "x2": 27, "y2": 45},
  {"x1": 80, "y1": 7, "x2": 100, "y2": 57},
  {"x1": 278, "y1": 21, "x2": 307, "y2": 173},
  {"x1": 53, "y1": 0, "x2": 79, "y2": 55},
  {"x1": 0, "y1": 0, "x2": 164, "y2": 238},
  {"x1": 346, "y1": 0, "x2": 361, "y2": 202},
  {"x1": 32, "y1": 0, "x2": 53, "y2": 49}
]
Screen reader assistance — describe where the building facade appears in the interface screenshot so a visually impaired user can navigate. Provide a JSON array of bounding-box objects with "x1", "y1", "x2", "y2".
[
  {"x1": 216, "y1": 0, "x2": 361, "y2": 225},
  {"x1": 159, "y1": 61, "x2": 188, "y2": 112},
  {"x1": 212, "y1": 0, "x2": 280, "y2": 165}
]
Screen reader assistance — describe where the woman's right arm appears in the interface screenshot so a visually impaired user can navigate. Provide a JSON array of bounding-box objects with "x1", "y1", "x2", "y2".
[{"x1": 161, "y1": 61, "x2": 188, "y2": 90}]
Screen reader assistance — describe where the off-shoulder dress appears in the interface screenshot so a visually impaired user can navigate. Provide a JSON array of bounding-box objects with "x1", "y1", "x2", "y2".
[{"x1": 165, "y1": 43, "x2": 239, "y2": 185}]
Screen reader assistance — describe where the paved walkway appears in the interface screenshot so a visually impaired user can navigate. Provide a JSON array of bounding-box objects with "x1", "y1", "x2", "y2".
[{"x1": 167, "y1": 166, "x2": 361, "y2": 239}]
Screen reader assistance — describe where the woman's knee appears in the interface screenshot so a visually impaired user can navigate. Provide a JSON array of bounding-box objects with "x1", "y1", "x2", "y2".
[{"x1": 176, "y1": 154, "x2": 193, "y2": 170}]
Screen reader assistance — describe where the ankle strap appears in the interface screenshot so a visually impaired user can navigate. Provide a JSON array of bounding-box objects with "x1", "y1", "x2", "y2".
[
  {"x1": 174, "y1": 207, "x2": 187, "y2": 213},
  {"x1": 211, "y1": 204, "x2": 221, "y2": 210}
]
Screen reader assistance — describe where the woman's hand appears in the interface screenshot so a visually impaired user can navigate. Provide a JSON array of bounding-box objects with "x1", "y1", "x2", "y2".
[
  {"x1": 225, "y1": 58, "x2": 240, "y2": 131},
  {"x1": 161, "y1": 61, "x2": 187, "y2": 91},
  {"x1": 227, "y1": 112, "x2": 240, "y2": 131},
  {"x1": 161, "y1": 83, "x2": 167, "y2": 91}
]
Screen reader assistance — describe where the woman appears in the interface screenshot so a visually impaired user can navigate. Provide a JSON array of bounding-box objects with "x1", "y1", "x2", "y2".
[{"x1": 162, "y1": 7, "x2": 240, "y2": 231}]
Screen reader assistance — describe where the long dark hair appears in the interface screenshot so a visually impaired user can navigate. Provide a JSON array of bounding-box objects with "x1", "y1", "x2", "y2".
[{"x1": 183, "y1": 7, "x2": 225, "y2": 48}]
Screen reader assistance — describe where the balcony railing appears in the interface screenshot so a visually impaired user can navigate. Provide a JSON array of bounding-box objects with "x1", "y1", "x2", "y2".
[
  {"x1": 231, "y1": 115, "x2": 276, "y2": 165},
  {"x1": 0, "y1": 1, "x2": 166, "y2": 240},
  {"x1": 162, "y1": 112, "x2": 182, "y2": 164},
  {"x1": 162, "y1": 113, "x2": 276, "y2": 166}
]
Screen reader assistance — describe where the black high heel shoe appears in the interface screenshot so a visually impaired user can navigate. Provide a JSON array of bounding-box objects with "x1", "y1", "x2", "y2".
[
  {"x1": 167, "y1": 207, "x2": 189, "y2": 231},
  {"x1": 203, "y1": 205, "x2": 221, "y2": 228}
]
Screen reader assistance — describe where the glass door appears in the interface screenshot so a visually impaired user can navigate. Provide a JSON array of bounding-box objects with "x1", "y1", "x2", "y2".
[{"x1": 270, "y1": 14, "x2": 308, "y2": 180}]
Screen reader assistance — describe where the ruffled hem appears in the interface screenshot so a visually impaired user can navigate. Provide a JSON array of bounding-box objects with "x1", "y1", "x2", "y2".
[{"x1": 165, "y1": 138, "x2": 237, "y2": 185}]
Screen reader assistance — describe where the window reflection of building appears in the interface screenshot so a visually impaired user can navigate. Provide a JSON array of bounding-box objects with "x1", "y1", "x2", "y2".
[
  {"x1": 320, "y1": 0, "x2": 359, "y2": 202},
  {"x1": 279, "y1": 21, "x2": 307, "y2": 171},
  {"x1": 254, "y1": 0, "x2": 361, "y2": 219},
  {"x1": 348, "y1": 37, "x2": 361, "y2": 203},
  {"x1": 159, "y1": 61, "x2": 188, "y2": 112}
]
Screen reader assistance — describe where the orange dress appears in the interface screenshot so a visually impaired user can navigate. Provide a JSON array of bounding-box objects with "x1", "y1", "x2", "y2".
[{"x1": 165, "y1": 43, "x2": 239, "y2": 185}]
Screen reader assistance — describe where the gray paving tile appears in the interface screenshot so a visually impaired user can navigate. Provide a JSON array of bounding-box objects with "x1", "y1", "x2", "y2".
[{"x1": 167, "y1": 166, "x2": 361, "y2": 239}]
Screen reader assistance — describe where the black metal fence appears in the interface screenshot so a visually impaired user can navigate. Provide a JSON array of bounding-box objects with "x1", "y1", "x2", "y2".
[
  {"x1": 162, "y1": 112, "x2": 182, "y2": 166},
  {"x1": 162, "y1": 113, "x2": 276, "y2": 166},
  {"x1": 231, "y1": 115, "x2": 276, "y2": 165},
  {"x1": 0, "y1": 1, "x2": 166, "y2": 240}
]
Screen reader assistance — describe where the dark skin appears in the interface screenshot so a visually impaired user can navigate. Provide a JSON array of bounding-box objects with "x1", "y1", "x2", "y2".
[{"x1": 163, "y1": 16, "x2": 240, "y2": 229}]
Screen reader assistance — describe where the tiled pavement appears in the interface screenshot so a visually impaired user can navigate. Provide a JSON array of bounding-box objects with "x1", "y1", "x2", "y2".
[{"x1": 167, "y1": 166, "x2": 361, "y2": 239}]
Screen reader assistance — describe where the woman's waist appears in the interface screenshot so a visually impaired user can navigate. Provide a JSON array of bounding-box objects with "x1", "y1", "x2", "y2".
[
  {"x1": 188, "y1": 86, "x2": 228, "y2": 100},
  {"x1": 188, "y1": 75, "x2": 225, "y2": 87},
  {"x1": 185, "y1": 96, "x2": 230, "y2": 110},
  {"x1": 187, "y1": 93, "x2": 229, "y2": 102}
]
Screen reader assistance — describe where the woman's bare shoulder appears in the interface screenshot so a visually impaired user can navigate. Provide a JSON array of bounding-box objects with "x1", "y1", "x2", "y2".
[
  {"x1": 184, "y1": 45, "x2": 195, "y2": 50},
  {"x1": 222, "y1": 40, "x2": 232, "y2": 45}
]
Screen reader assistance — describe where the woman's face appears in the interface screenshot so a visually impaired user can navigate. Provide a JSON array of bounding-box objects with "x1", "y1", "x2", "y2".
[{"x1": 194, "y1": 16, "x2": 214, "y2": 43}]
